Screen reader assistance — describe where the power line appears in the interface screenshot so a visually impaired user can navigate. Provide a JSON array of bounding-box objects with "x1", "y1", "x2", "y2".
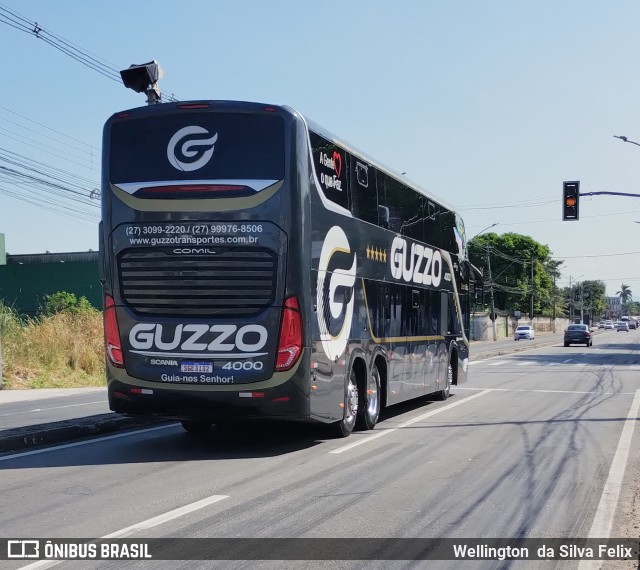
[
  {"x1": 462, "y1": 198, "x2": 558, "y2": 211},
  {"x1": 0, "y1": 105, "x2": 98, "y2": 149},
  {"x1": 0, "y1": 126, "x2": 96, "y2": 169},
  {"x1": 552, "y1": 251, "x2": 640, "y2": 259},
  {"x1": 0, "y1": 3, "x2": 178, "y2": 102}
]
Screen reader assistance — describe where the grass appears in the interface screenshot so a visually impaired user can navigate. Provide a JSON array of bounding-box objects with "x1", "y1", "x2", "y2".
[{"x1": 0, "y1": 303, "x2": 105, "y2": 390}]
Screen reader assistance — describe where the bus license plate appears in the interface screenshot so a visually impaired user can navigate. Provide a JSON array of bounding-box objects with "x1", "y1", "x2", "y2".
[{"x1": 180, "y1": 362, "x2": 213, "y2": 373}]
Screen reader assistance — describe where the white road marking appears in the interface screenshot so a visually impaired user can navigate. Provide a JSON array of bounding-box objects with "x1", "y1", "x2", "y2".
[
  {"x1": 16, "y1": 494, "x2": 229, "y2": 570},
  {"x1": 516, "y1": 361, "x2": 533, "y2": 366},
  {"x1": 329, "y1": 390, "x2": 492, "y2": 455},
  {"x1": 487, "y1": 361, "x2": 507, "y2": 366},
  {"x1": 103, "y1": 494, "x2": 229, "y2": 538},
  {"x1": 578, "y1": 389, "x2": 640, "y2": 570},
  {"x1": 3, "y1": 401, "x2": 106, "y2": 417},
  {"x1": 457, "y1": 387, "x2": 635, "y2": 395},
  {"x1": 0, "y1": 424, "x2": 177, "y2": 462}
]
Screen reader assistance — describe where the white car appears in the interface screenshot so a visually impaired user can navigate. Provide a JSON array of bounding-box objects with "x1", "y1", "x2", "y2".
[{"x1": 514, "y1": 325, "x2": 535, "y2": 340}]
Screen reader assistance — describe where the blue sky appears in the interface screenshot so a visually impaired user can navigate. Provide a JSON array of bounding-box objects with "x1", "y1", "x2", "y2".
[{"x1": 1, "y1": 1, "x2": 640, "y2": 297}]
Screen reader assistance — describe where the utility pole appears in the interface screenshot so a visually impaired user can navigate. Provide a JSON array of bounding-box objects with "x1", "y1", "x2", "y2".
[
  {"x1": 530, "y1": 258, "x2": 535, "y2": 322},
  {"x1": 487, "y1": 246, "x2": 497, "y2": 341},
  {"x1": 580, "y1": 282, "x2": 584, "y2": 324},
  {"x1": 568, "y1": 274, "x2": 583, "y2": 324},
  {"x1": 552, "y1": 274, "x2": 556, "y2": 333}
]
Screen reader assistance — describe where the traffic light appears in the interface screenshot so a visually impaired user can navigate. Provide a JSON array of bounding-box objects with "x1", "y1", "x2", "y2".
[{"x1": 562, "y1": 181, "x2": 580, "y2": 221}]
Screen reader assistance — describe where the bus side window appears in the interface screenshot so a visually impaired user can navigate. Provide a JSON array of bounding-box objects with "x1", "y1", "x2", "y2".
[
  {"x1": 348, "y1": 155, "x2": 378, "y2": 225},
  {"x1": 440, "y1": 210, "x2": 456, "y2": 254},
  {"x1": 428, "y1": 290, "x2": 440, "y2": 335},
  {"x1": 401, "y1": 191, "x2": 426, "y2": 242},
  {"x1": 377, "y1": 171, "x2": 403, "y2": 233},
  {"x1": 425, "y1": 201, "x2": 442, "y2": 249},
  {"x1": 309, "y1": 131, "x2": 349, "y2": 210}
]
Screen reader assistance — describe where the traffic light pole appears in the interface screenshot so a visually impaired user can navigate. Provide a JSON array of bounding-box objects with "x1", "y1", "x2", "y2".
[
  {"x1": 562, "y1": 185, "x2": 640, "y2": 223},
  {"x1": 581, "y1": 191, "x2": 640, "y2": 198}
]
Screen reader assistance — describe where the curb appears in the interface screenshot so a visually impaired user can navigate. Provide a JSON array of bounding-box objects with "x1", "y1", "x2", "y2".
[
  {"x1": 470, "y1": 338, "x2": 562, "y2": 362},
  {"x1": 0, "y1": 414, "x2": 168, "y2": 454}
]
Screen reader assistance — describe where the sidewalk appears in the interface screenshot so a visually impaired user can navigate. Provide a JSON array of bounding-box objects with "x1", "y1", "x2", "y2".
[
  {"x1": 0, "y1": 386, "x2": 104, "y2": 404},
  {"x1": 0, "y1": 331, "x2": 569, "y2": 454}
]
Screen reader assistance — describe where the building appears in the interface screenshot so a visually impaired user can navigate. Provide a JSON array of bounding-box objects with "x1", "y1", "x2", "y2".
[
  {"x1": 0, "y1": 233, "x2": 101, "y2": 316},
  {"x1": 605, "y1": 296, "x2": 622, "y2": 319}
]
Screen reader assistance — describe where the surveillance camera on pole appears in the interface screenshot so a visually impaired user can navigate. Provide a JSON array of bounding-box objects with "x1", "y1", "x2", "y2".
[{"x1": 120, "y1": 61, "x2": 164, "y2": 104}]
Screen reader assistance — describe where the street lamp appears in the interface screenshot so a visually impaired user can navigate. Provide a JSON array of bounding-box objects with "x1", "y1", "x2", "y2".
[
  {"x1": 614, "y1": 135, "x2": 640, "y2": 148},
  {"x1": 470, "y1": 223, "x2": 499, "y2": 240},
  {"x1": 568, "y1": 274, "x2": 583, "y2": 323}
]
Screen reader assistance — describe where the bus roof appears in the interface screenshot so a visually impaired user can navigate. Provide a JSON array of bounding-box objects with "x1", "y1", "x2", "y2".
[
  {"x1": 108, "y1": 99, "x2": 460, "y2": 217},
  {"x1": 294, "y1": 108, "x2": 460, "y2": 216}
]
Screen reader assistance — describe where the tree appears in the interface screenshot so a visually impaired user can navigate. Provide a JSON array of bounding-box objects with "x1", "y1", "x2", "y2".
[
  {"x1": 468, "y1": 232, "x2": 562, "y2": 317},
  {"x1": 578, "y1": 280, "x2": 607, "y2": 322},
  {"x1": 616, "y1": 284, "x2": 633, "y2": 304}
]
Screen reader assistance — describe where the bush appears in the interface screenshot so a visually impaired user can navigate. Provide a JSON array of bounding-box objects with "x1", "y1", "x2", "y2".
[
  {"x1": 1, "y1": 298, "x2": 105, "y2": 389},
  {"x1": 42, "y1": 291, "x2": 97, "y2": 316},
  {"x1": 0, "y1": 302, "x2": 22, "y2": 335}
]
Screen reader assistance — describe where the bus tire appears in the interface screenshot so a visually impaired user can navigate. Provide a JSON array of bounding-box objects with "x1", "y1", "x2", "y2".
[
  {"x1": 180, "y1": 420, "x2": 212, "y2": 434},
  {"x1": 356, "y1": 364, "x2": 381, "y2": 430},
  {"x1": 434, "y1": 362, "x2": 453, "y2": 401},
  {"x1": 329, "y1": 369, "x2": 359, "y2": 438}
]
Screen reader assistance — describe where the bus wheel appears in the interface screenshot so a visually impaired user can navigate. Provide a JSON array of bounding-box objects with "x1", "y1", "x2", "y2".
[
  {"x1": 330, "y1": 369, "x2": 358, "y2": 438},
  {"x1": 180, "y1": 420, "x2": 212, "y2": 434},
  {"x1": 435, "y1": 363, "x2": 452, "y2": 401},
  {"x1": 357, "y1": 365, "x2": 381, "y2": 430}
]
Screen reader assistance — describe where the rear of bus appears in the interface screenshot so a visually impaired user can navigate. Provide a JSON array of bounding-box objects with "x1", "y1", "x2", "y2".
[{"x1": 100, "y1": 101, "x2": 310, "y2": 426}]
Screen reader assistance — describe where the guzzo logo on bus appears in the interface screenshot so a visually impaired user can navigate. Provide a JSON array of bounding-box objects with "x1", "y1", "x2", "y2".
[
  {"x1": 390, "y1": 237, "x2": 442, "y2": 287},
  {"x1": 316, "y1": 226, "x2": 357, "y2": 361},
  {"x1": 128, "y1": 323, "x2": 268, "y2": 357},
  {"x1": 167, "y1": 126, "x2": 218, "y2": 172}
]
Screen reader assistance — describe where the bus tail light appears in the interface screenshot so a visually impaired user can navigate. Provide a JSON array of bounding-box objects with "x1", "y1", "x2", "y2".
[
  {"x1": 104, "y1": 294, "x2": 124, "y2": 368},
  {"x1": 275, "y1": 296, "x2": 302, "y2": 371}
]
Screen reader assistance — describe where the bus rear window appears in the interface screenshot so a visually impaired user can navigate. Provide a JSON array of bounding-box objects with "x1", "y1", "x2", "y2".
[{"x1": 109, "y1": 113, "x2": 285, "y2": 184}]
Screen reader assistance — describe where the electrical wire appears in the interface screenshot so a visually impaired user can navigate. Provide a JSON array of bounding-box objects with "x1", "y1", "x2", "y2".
[{"x1": 0, "y1": 3, "x2": 178, "y2": 102}]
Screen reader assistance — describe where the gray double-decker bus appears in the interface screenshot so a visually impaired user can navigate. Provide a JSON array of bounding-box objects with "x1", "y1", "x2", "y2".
[{"x1": 100, "y1": 100, "x2": 477, "y2": 437}]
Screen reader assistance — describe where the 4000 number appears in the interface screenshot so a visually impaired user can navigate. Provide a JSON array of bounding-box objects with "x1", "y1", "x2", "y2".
[{"x1": 222, "y1": 361, "x2": 264, "y2": 371}]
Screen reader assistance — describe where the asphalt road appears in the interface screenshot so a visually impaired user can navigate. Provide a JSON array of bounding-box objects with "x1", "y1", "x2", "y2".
[
  {"x1": 0, "y1": 329, "x2": 611, "y2": 433},
  {"x1": 1, "y1": 330, "x2": 639, "y2": 569},
  {"x1": 0, "y1": 388, "x2": 109, "y2": 430}
]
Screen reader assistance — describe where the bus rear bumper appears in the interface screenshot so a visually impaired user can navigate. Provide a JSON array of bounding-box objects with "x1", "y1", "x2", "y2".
[{"x1": 107, "y1": 378, "x2": 311, "y2": 423}]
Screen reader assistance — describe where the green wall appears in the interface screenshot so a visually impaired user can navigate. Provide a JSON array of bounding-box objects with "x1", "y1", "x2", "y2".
[{"x1": 0, "y1": 261, "x2": 101, "y2": 316}]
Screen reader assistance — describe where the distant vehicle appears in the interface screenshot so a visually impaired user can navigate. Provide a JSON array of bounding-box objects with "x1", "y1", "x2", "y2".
[
  {"x1": 603, "y1": 321, "x2": 615, "y2": 330},
  {"x1": 514, "y1": 325, "x2": 535, "y2": 341},
  {"x1": 629, "y1": 320, "x2": 638, "y2": 330},
  {"x1": 616, "y1": 322, "x2": 630, "y2": 332},
  {"x1": 597, "y1": 321, "x2": 606, "y2": 329},
  {"x1": 620, "y1": 315, "x2": 630, "y2": 321},
  {"x1": 564, "y1": 324, "x2": 592, "y2": 347}
]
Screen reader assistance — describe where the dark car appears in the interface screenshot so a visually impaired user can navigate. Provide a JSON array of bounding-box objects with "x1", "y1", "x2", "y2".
[{"x1": 564, "y1": 324, "x2": 592, "y2": 347}]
